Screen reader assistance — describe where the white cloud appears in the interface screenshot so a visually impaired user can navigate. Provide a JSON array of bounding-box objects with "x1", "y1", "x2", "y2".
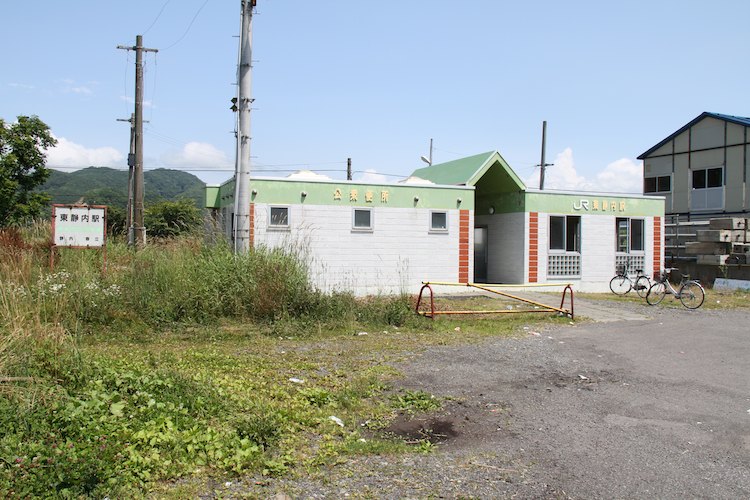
[
  {"x1": 592, "y1": 158, "x2": 643, "y2": 193},
  {"x1": 60, "y1": 79, "x2": 97, "y2": 96},
  {"x1": 46, "y1": 136, "x2": 124, "y2": 169},
  {"x1": 354, "y1": 168, "x2": 389, "y2": 183},
  {"x1": 525, "y1": 148, "x2": 642, "y2": 194},
  {"x1": 161, "y1": 142, "x2": 232, "y2": 169},
  {"x1": 8, "y1": 82, "x2": 35, "y2": 89},
  {"x1": 70, "y1": 86, "x2": 93, "y2": 95}
]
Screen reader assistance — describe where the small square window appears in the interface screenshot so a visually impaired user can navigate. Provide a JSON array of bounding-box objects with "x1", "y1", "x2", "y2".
[
  {"x1": 353, "y1": 208, "x2": 372, "y2": 230},
  {"x1": 707, "y1": 167, "x2": 723, "y2": 188},
  {"x1": 657, "y1": 175, "x2": 671, "y2": 192},
  {"x1": 692, "y1": 169, "x2": 706, "y2": 189},
  {"x1": 269, "y1": 206, "x2": 289, "y2": 227},
  {"x1": 430, "y1": 211, "x2": 448, "y2": 231}
]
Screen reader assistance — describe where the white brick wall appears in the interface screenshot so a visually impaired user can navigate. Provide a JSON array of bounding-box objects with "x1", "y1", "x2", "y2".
[
  {"x1": 536, "y1": 213, "x2": 657, "y2": 292},
  {"x1": 254, "y1": 204, "x2": 469, "y2": 295}
]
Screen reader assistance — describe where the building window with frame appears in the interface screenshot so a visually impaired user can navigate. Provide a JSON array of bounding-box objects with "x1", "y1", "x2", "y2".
[
  {"x1": 691, "y1": 166, "x2": 724, "y2": 210},
  {"x1": 430, "y1": 211, "x2": 448, "y2": 232},
  {"x1": 615, "y1": 217, "x2": 645, "y2": 274},
  {"x1": 644, "y1": 175, "x2": 671, "y2": 193},
  {"x1": 352, "y1": 208, "x2": 373, "y2": 231},
  {"x1": 549, "y1": 215, "x2": 580, "y2": 252},
  {"x1": 269, "y1": 206, "x2": 289, "y2": 228},
  {"x1": 548, "y1": 215, "x2": 581, "y2": 276},
  {"x1": 616, "y1": 218, "x2": 644, "y2": 253}
]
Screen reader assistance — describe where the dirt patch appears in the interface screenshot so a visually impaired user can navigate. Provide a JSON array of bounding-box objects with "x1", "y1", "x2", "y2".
[
  {"x1": 385, "y1": 414, "x2": 458, "y2": 443},
  {"x1": 382, "y1": 398, "x2": 516, "y2": 449}
]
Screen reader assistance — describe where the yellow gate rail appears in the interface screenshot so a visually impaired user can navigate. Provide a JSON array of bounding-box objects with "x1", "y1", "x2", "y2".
[{"x1": 415, "y1": 281, "x2": 574, "y2": 320}]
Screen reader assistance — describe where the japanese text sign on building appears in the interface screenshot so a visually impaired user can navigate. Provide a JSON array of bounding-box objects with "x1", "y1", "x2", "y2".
[
  {"x1": 573, "y1": 199, "x2": 626, "y2": 212},
  {"x1": 333, "y1": 188, "x2": 389, "y2": 203},
  {"x1": 52, "y1": 205, "x2": 107, "y2": 247}
]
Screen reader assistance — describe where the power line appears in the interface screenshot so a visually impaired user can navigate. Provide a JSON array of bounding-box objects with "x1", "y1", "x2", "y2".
[
  {"x1": 162, "y1": 0, "x2": 211, "y2": 51},
  {"x1": 47, "y1": 165, "x2": 348, "y2": 173},
  {"x1": 142, "y1": 0, "x2": 171, "y2": 35},
  {"x1": 146, "y1": 54, "x2": 158, "y2": 124}
]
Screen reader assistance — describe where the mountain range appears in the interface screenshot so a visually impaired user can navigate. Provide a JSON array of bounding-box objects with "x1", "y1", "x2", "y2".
[{"x1": 41, "y1": 167, "x2": 206, "y2": 209}]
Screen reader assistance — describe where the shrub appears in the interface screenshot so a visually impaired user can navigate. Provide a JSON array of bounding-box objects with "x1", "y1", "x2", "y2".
[{"x1": 145, "y1": 199, "x2": 202, "y2": 239}]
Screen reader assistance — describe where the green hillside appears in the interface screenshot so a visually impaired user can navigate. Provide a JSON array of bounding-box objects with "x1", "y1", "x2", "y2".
[{"x1": 41, "y1": 167, "x2": 205, "y2": 209}]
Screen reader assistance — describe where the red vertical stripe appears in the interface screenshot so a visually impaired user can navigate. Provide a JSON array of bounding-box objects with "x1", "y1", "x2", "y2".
[
  {"x1": 249, "y1": 203, "x2": 255, "y2": 248},
  {"x1": 653, "y1": 216, "x2": 661, "y2": 279},
  {"x1": 528, "y1": 212, "x2": 538, "y2": 283},
  {"x1": 458, "y1": 209, "x2": 470, "y2": 283}
]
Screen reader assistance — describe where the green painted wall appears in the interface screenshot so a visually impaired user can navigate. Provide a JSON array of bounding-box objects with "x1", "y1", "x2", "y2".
[
  {"x1": 205, "y1": 186, "x2": 220, "y2": 208},
  {"x1": 213, "y1": 177, "x2": 474, "y2": 210},
  {"x1": 479, "y1": 191, "x2": 663, "y2": 217},
  {"x1": 525, "y1": 192, "x2": 664, "y2": 216}
]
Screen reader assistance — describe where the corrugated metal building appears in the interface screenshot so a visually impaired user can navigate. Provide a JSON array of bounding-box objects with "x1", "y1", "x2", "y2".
[{"x1": 639, "y1": 112, "x2": 750, "y2": 218}]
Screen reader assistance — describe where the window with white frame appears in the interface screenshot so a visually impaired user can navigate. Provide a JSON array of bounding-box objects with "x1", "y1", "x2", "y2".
[
  {"x1": 616, "y1": 218, "x2": 644, "y2": 253},
  {"x1": 548, "y1": 215, "x2": 581, "y2": 276},
  {"x1": 269, "y1": 206, "x2": 289, "y2": 228},
  {"x1": 352, "y1": 208, "x2": 372, "y2": 231},
  {"x1": 691, "y1": 166, "x2": 724, "y2": 211},
  {"x1": 549, "y1": 215, "x2": 580, "y2": 252},
  {"x1": 430, "y1": 211, "x2": 448, "y2": 232},
  {"x1": 615, "y1": 218, "x2": 645, "y2": 273}
]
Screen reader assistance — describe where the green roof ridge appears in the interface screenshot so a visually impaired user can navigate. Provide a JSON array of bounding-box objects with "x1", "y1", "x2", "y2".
[{"x1": 410, "y1": 150, "x2": 525, "y2": 191}]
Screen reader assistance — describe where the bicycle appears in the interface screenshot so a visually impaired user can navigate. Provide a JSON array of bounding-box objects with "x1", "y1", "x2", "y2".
[
  {"x1": 609, "y1": 260, "x2": 651, "y2": 298},
  {"x1": 646, "y1": 268, "x2": 705, "y2": 309}
]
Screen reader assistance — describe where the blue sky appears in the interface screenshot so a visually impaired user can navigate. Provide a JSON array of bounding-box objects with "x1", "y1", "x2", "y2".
[{"x1": 3, "y1": 1, "x2": 749, "y2": 192}]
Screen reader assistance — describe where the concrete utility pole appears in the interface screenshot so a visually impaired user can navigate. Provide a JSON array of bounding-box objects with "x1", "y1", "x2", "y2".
[
  {"x1": 116, "y1": 114, "x2": 136, "y2": 245},
  {"x1": 233, "y1": 0, "x2": 255, "y2": 254},
  {"x1": 347, "y1": 158, "x2": 352, "y2": 180},
  {"x1": 538, "y1": 121, "x2": 553, "y2": 190},
  {"x1": 118, "y1": 35, "x2": 158, "y2": 247}
]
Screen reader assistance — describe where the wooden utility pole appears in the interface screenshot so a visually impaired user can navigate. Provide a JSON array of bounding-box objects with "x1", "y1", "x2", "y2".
[
  {"x1": 118, "y1": 35, "x2": 158, "y2": 247},
  {"x1": 347, "y1": 158, "x2": 352, "y2": 180},
  {"x1": 233, "y1": 0, "x2": 255, "y2": 253},
  {"x1": 538, "y1": 121, "x2": 553, "y2": 190}
]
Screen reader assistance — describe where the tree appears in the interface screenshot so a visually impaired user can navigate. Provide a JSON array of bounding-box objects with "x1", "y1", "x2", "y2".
[
  {"x1": 0, "y1": 116, "x2": 57, "y2": 227},
  {"x1": 144, "y1": 198, "x2": 202, "y2": 239}
]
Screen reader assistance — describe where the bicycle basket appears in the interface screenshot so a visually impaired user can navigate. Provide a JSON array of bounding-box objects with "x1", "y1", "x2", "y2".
[{"x1": 616, "y1": 264, "x2": 626, "y2": 275}]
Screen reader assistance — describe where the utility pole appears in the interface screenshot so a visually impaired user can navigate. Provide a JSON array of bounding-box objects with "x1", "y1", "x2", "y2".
[
  {"x1": 116, "y1": 114, "x2": 136, "y2": 245},
  {"x1": 233, "y1": 0, "x2": 255, "y2": 254},
  {"x1": 420, "y1": 138, "x2": 433, "y2": 166},
  {"x1": 117, "y1": 35, "x2": 158, "y2": 247},
  {"x1": 347, "y1": 158, "x2": 352, "y2": 180},
  {"x1": 117, "y1": 113, "x2": 149, "y2": 246},
  {"x1": 538, "y1": 121, "x2": 553, "y2": 190}
]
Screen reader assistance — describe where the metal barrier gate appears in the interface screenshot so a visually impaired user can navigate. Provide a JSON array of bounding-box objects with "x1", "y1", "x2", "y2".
[{"x1": 415, "y1": 281, "x2": 574, "y2": 320}]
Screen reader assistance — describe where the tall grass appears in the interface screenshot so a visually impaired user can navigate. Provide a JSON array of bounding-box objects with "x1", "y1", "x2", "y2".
[
  {"x1": 1, "y1": 223, "x2": 413, "y2": 385},
  {"x1": 0, "y1": 223, "x2": 415, "y2": 496}
]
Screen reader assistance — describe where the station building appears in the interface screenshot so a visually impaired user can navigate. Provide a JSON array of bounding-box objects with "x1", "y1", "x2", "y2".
[{"x1": 205, "y1": 151, "x2": 665, "y2": 295}]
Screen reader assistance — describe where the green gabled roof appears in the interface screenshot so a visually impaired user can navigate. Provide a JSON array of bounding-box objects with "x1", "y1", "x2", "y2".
[{"x1": 410, "y1": 150, "x2": 526, "y2": 190}]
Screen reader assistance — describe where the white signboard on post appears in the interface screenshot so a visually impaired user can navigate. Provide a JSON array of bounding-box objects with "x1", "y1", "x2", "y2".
[{"x1": 52, "y1": 205, "x2": 107, "y2": 248}]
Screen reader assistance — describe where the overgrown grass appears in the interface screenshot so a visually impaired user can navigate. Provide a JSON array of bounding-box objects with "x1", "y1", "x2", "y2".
[{"x1": 0, "y1": 224, "x2": 564, "y2": 497}]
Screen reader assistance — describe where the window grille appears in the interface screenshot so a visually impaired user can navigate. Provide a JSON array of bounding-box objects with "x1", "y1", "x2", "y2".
[{"x1": 548, "y1": 254, "x2": 580, "y2": 276}]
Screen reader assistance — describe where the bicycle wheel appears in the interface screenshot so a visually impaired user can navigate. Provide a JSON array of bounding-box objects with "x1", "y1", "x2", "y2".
[
  {"x1": 679, "y1": 281, "x2": 705, "y2": 309},
  {"x1": 646, "y1": 282, "x2": 666, "y2": 305},
  {"x1": 633, "y1": 275, "x2": 651, "y2": 298},
  {"x1": 609, "y1": 275, "x2": 631, "y2": 295}
]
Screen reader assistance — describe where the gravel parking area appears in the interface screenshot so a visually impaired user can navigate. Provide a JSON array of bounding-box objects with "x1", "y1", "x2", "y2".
[{"x1": 208, "y1": 298, "x2": 750, "y2": 499}]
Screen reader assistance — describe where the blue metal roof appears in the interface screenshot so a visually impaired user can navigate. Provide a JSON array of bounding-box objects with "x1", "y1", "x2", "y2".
[
  {"x1": 708, "y1": 112, "x2": 750, "y2": 127},
  {"x1": 638, "y1": 112, "x2": 750, "y2": 159}
]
